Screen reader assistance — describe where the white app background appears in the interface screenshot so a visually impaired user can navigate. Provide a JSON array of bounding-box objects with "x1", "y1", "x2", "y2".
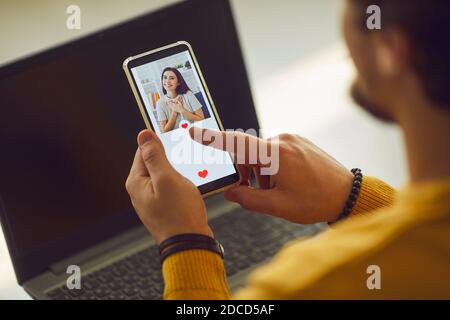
[{"x1": 131, "y1": 50, "x2": 236, "y2": 187}]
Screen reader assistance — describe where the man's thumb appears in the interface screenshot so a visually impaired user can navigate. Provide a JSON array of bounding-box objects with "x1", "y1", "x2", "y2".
[{"x1": 137, "y1": 129, "x2": 171, "y2": 178}]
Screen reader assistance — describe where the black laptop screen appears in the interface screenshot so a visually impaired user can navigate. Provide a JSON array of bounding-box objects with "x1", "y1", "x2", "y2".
[{"x1": 0, "y1": 0, "x2": 258, "y2": 283}]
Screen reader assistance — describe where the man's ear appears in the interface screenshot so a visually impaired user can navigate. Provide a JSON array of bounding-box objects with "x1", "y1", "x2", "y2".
[{"x1": 373, "y1": 28, "x2": 412, "y2": 77}]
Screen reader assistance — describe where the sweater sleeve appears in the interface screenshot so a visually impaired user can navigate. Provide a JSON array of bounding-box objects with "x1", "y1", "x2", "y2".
[
  {"x1": 162, "y1": 249, "x2": 231, "y2": 300},
  {"x1": 162, "y1": 176, "x2": 397, "y2": 300},
  {"x1": 349, "y1": 176, "x2": 397, "y2": 217}
]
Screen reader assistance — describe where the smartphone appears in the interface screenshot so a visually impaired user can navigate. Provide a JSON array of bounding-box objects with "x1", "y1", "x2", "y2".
[{"x1": 123, "y1": 41, "x2": 240, "y2": 197}]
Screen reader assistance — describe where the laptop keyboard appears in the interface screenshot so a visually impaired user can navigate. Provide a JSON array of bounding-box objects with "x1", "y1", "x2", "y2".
[{"x1": 46, "y1": 208, "x2": 323, "y2": 300}]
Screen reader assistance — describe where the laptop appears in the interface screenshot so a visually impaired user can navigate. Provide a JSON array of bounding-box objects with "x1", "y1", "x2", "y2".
[{"x1": 0, "y1": 0, "x2": 322, "y2": 300}]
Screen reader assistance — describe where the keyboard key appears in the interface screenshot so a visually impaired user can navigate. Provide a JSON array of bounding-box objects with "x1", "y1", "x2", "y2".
[
  {"x1": 136, "y1": 267, "x2": 151, "y2": 277},
  {"x1": 52, "y1": 292, "x2": 71, "y2": 300},
  {"x1": 150, "y1": 272, "x2": 162, "y2": 282},
  {"x1": 46, "y1": 288, "x2": 62, "y2": 297},
  {"x1": 136, "y1": 279, "x2": 153, "y2": 290},
  {"x1": 83, "y1": 278, "x2": 99, "y2": 291},
  {"x1": 122, "y1": 274, "x2": 140, "y2": 284},
  {"x1": 111, "y1": 267, "x2": 127, "y2": 277},
  {"x1": 101, "y1": 292, "x2": 125, "y2": 300},
  {"x1": 97, "y1": 273, "x2": 113, "y2": 284},
  {"x1": 123, "y1": 260, "x2": 139, "y2": 270},
  {"x1": 139, "y1": 288, "x2": 159, "y2": 300},
  {"x1": 226, "y1": 265, "x2": 238, "y2": 276},
  {"x1": 108, "y1": 280, "x2": 124, "y2": 291},
  {"x1": 67, "y1": 288, "x2": 85, "y2": 297},
  {"x1": 78, "y1": 293, "x2": 96, "y2": 300},
  {"x1": 93, "y1": 286, "x2": 112, "y2": 298},
  {"x1": 122, "y1": 286, "x2": 140, "y2": 297}
]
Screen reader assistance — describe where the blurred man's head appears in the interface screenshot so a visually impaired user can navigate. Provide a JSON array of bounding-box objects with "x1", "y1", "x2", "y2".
[{"x1": 343, "y1": 0, "x2": 450, "y2": 123}]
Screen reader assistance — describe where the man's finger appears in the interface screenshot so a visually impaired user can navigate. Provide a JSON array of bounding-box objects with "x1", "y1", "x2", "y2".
[
  {"x1": 237, "y1": 164, "x2": 252, "y2": 186},
  {"x1": 224, "y1": 185, "x2": 277, "y2": 213},
  {"x1": 126, "y1": 148, "x2": 153, "y2": 196},
  {"x1": 137, "y1": 129, "x2": 173, "y2": 182},
  {"x1": 253, "y1": 166, "x2": 271, "y2": 189},
  {"x1": 129, "y1": 148, "x2": 148, "y2": 178},
  {"x1": 189, "y1": 127, "x2": 272, "y2": 167}
]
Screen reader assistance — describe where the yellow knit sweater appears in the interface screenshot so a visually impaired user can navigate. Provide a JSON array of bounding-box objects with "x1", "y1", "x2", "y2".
[{"x1": 162, "y1": 176, "x2": 450, "y2": 299}]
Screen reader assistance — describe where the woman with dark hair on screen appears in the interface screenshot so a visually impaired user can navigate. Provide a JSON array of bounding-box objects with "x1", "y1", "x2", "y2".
[{"x1": 156, "y1": 67, "x2": 205, "y2": 132}]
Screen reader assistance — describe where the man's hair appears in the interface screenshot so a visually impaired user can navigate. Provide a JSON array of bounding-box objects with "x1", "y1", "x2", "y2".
[
  {"x1": 352, "y1": 0, "x2": 450, "y2": 108},
  {"x1": 161, "y1": 67, "x2": 191, "y2": 95}
]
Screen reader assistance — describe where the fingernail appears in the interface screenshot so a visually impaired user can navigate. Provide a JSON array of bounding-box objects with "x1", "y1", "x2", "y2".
[
  {"x1": 138, "y1": 130, "x2": 152, "y2": 146},
  {"x1": 189, "y1": 126, "x2": 202, "y2": 139}
]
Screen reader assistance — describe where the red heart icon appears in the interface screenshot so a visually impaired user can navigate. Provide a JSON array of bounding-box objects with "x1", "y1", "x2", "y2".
[
  {"x1": 181, "y1": 123, "x2": 188, "y2": 129},
  {"x1": 198, "y1": 169, "x2": 208, "y2": 178}
]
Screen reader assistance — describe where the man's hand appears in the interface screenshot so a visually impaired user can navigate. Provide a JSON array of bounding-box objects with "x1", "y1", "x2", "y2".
[
  {"x1": 168, "y1": 98, "x2": 184, "y2": 113},
  {"x1": 189, "y1": 127, "x2": 354, "y2": 224},
  {"x1": 125, "y1": 129, "x2": 213, "y2": 245}
]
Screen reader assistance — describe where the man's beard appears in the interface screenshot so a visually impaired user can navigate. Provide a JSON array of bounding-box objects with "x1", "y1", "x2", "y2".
[{"x1": 350, "y1": 82, "x2": 395, "y2": 123}]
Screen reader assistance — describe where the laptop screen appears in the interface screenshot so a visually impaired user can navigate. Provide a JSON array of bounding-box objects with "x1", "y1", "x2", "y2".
[{"x1": 0, "y1": 0, "x2": 258, "y2": 283}]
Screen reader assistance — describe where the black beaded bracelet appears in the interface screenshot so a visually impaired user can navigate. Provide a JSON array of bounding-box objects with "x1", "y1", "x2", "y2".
[{"x1": 329, "y1": 168, "x2": 363, "y2": 225}]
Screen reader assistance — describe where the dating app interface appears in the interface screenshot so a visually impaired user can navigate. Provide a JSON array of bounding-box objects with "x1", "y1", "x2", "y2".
[{"x1": 131, "y1": 50, "x2": 236, "y2": 187}]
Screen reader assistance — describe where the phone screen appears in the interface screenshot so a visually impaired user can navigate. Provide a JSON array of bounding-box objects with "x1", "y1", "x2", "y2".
[{"x1": 126, "y1": 43, "x2": 239, "y2": 194}]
